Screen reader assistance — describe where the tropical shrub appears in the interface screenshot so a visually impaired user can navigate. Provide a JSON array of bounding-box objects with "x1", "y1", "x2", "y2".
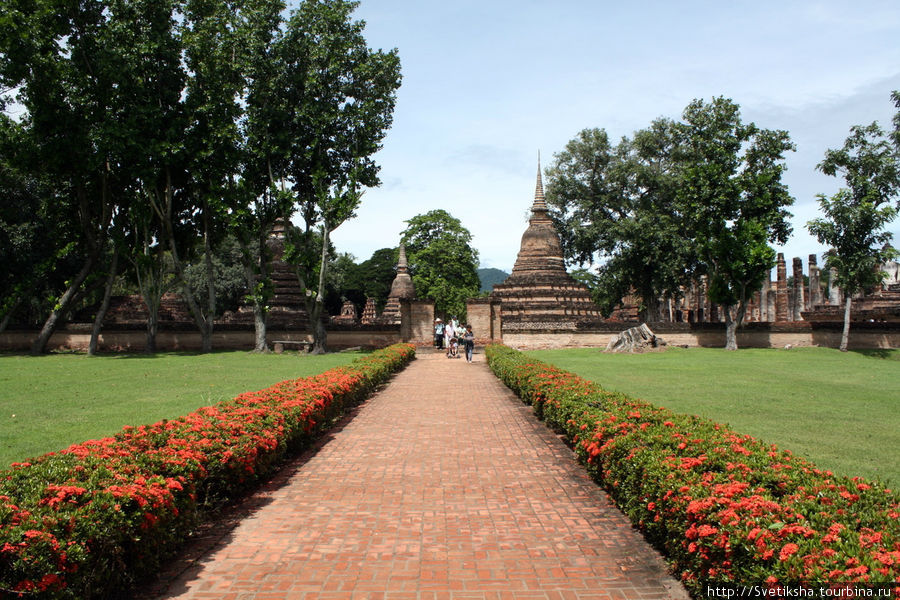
[
  {"x1": 485, "y1": 344, "x2": 900, "y2": 594},
  {"x1": 0, "y1": 343, "x2": 415, "y2": 598}
]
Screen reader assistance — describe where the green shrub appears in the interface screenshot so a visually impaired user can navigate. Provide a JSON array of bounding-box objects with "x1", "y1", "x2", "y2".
[
  {"x1": 485, "y1": 344, "x2": 900, "y2": 594},
  {"x1": 0, "y1": 344, "x2": 415, "y2": 598}
]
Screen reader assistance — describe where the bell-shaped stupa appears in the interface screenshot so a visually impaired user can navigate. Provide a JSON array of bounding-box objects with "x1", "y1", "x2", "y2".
[
  {"x1": 490, "y1": 157, "x2": 602, "y2": 330},
  {"x1": 378, "y1": 244, "x2": 415, "y2": 324}
]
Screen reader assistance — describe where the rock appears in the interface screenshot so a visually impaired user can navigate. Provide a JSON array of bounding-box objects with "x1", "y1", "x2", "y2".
[{"x1": 604, "y1": 323, "x2": 667, "y2": 353}]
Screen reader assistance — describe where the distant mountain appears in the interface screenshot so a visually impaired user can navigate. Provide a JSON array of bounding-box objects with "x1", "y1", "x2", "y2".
[{"x1": 477, "y1": 268, "x2": 509, "y2": 293}]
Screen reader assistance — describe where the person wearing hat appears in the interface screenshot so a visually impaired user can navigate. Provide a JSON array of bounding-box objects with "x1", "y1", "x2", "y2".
[{"x1": 434, "y1": 318, "x2": 445, "y2": 349}]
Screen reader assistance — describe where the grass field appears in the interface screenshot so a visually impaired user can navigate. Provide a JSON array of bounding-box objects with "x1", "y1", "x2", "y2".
[
  {"x1": 526, "y1": 347, "x2": 900, "y2": 485},
  {"x1": 0, "y1": 350, "x2": 363, "y2": 468}
]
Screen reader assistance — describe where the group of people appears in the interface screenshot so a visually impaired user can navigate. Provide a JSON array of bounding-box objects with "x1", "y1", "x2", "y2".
[{"x1": 433, "y1": 317, "x2": 475, "y2": 363}]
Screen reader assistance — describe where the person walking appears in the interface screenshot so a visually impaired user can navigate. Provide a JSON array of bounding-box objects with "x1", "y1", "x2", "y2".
[
  {"x1": 443, "y1": 319, "x2": 456, "y2": 357},
  {"x1": 434, "y1": 318, "x2": 445, "y2": 349},
  {"x1": 463, "y1": 324, "x2": 475, "y2": 363}
]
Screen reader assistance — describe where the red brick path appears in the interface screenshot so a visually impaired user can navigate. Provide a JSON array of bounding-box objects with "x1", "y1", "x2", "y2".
[{"x1": 147, "y1": 349, "x2": 689, "y2": 600}]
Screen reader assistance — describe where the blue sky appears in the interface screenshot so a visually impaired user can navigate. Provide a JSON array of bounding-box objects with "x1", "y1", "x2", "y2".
[{"x1": 330, "y1": 1, "x2": 900, "y2": 273}]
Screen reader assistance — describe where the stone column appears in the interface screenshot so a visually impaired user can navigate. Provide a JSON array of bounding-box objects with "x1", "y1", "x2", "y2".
[
  {"x1": 808, "y1": 254, "x2": 822, "y2": 308},
  {"x1": 697, "y1": 276, "x2": 708, "y2": 323},
  {"x1": 749, "y1": 291, "x2": 760, "y2": 322},
  {"x1": 775, "y1": 253, "x2": 789, "y2": 322},
  {"x1": 760, "y1": 277, "x2": 771, "y2": 322},
  {"x1": 829, "y1": 267, "x2": 841, "y2": 306},
  {"x1": 792, "y1": 257, "x2": 805, "y2": 321},
  {"x1": 399, "y1": 299, "x2": 412, "y2": 342}
]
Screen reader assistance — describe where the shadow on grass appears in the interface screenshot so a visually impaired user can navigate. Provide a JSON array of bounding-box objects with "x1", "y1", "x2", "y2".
[{"x1": 852, "y1": 349, "x2": 900, "y2": 361}]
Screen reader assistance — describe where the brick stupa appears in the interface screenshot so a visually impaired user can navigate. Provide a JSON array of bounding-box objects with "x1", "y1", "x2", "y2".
[
  {"x1": 378, "y1": 244, "x2": 415, "y2": 325},
  {"x1": 490, "y1": 159, "x2": 603, "y2": 330},
  {"x1": 360, "y1": 298, "x2": 378, "y2": 324}
]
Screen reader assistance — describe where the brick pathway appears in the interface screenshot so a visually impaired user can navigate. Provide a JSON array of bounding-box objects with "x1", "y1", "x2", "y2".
[{"x1": 146, "y1": 348, "x2": 689, "y2": 600}]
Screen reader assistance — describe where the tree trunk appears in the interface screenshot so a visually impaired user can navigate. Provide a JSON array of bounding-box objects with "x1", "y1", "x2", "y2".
[
  {"x1": 146, "y1": 311, "x2": 159, "y2": 354},
  {"x1": 0, "y1": 296, "x2": 22, "y2": 334},
  {"x1": 165, "y1": 235, "x2": 212, "y2": 354},
  {"x1": 242, "y1": 239, "x2": 270, "y2": 353},
  {"x1": 605, "y1": 323, "x2": 666, "y2": 352},
  {"x1": 840, "y1": 294, "x2": 852, "y2": 352},
  {"x1": 143, "y1": 286, "x2": 161, "y2": 354},
  {"x1": 135, "y1": 257, "x2": 164, "y2": 354},
  {"x1": 201, "y1": 202, "x2": 216, "y2": 353},
  {"x1": 638, "y1": 294, "x2": 661, "y2": 323},
  {"x1": 309, "y1": 222, "x2": 330, "y2": 355},
  {"x1": 30, "y1": 255, "x2": 96, "y2": 355},
  {"x1": 88, "y1": 251, "x2": 119, "y2": 356},
  {"x1": 253, "y1": 306, "x2": 268, "y2": 352},
  {"x1": 151, "y1": 171, "x2": 213, "y2": 353},
  {"x1": 724, "y1": 304, "x2": 738, "y2": 351}
]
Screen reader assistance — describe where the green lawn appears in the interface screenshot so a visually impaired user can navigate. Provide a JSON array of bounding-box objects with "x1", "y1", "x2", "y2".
[
  {"x1": 0, "y1": 350, "x2": 363, "y2": 467},
  {"x1": 527, "y1": 347, "x2": 900, "y2": 485}
]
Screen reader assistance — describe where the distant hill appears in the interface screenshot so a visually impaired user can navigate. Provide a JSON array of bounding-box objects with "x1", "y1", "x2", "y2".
[{"x1": 478, "y1": 268, "x2": 509, "y2": 293}]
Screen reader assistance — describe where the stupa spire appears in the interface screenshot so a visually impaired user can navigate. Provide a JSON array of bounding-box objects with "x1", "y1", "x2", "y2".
[
  {"x1": 533, "y1": 151, "x2": 547, "y2": 212},
  {"x1": 490, "y1": 156, "x2": 603, "y2": 328},
  {"x1": 379, "y1": 241, "x2": 415, "y2": 325},
  {"x1": 397, "y1": 243, "x2": 409, "y2": 272}
]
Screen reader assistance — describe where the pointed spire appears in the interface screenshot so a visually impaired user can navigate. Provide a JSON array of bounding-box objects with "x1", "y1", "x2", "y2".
[
  {"x1": 386, "y1": 241, "x2": 415, "y2": 301},
  {"x1": 533, "y1": 151, "x2": 547, "y2": 212},
  {"x1": 397, "y1": 243, "x2": 408, "y2": 272}
]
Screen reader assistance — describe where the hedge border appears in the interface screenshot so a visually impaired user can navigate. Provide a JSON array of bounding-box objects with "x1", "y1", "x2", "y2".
[
  {"x1": 485, "y1": 344, "x2": 900, "y2": 595},
  {"x1": 0, "y1": 343, "x2": 415, "y2": 598}
]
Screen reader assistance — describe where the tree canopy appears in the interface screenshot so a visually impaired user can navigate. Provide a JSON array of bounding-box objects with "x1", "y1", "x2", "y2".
[
  {"x1": 547, "y1": 97, "x2": 795, "y2": 348},
  {"x1": 808, "y1": 112, "x2": 900, "y2": 351},
  {"x1": 674, "y1": 97, "x2": 795, "y2": 350},
  {"x1": 0, "y1": 0, "x2": 401, "y2": 353},
  {"x1": 546, "y1": 120, "x2": 693, "y2": 320},
  {"x1": 401, "y1": 210, "x2": 480, "y2": 320}
]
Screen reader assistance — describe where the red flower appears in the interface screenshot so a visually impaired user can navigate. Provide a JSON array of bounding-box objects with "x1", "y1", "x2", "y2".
[{"x1": 779, "y1": 543, "x2": 799, "y2": 561}]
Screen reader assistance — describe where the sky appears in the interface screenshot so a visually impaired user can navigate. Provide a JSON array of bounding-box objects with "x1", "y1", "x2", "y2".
[{"x1": 330, "y1": 0, "x2": 900, "y2": 274}]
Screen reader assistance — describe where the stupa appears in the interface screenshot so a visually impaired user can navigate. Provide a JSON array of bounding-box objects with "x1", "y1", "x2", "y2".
[
  {"x1": 490, "y1": 158, "x2": 603, "y2": 330},
  {"x1": 360, "y1": 298, "x2": 378, "y2": 324},
  {"x1": 262, "y1": 219, "x2": 312, "y2": 328},
  {"x1": 378, "y1": 244, "x2": 415, "y2": 324}
]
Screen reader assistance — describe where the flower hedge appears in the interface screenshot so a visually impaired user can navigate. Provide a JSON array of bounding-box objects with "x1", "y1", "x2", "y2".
[
  {"x1": 0, "y1": 343, "x2": 415, "y2": 598},
  {"x1": 485, "y1": 344, "x2": 900, "y2": 595}
]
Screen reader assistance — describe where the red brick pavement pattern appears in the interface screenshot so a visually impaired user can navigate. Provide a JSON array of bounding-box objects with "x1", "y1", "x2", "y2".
[{"x1": 149, "y1": 349, "x2": 689, "y2": 600}]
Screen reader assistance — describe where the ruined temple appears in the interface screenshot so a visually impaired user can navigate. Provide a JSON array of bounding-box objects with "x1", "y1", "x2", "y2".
[
  {"x1": 620, "y1": 251, "x2": 900, "y2": 325},
  {"x1": 489, "y1": 160, "x2": 603, "y2": 330},
  {"x1": 360, "y1": 298, "x2": 378, "y2": 324},
  {"x1": 378, "y1": 244, "x2": 415, "y2": 325},
  {"x1": 256, "y1": 218, "x2": 312, "y2": 328}
]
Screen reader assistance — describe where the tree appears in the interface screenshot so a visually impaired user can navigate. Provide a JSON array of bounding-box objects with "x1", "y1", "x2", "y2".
[
  {"x1": 674, "y1": 97, "x2": 795, "y2": 350},
  {"x1": 0, "y1": 114, "x2": 64, "y2": 333},
  {"x1": 401, "y1": 210, "x2": 480, "y2": 320},
  {"x1": 892, "y1": 90, "x2": 900, "y2": 155},
  {"x1": 808, "y1": 116, "x2": 900, "y2": 351},
  {"x1": 340, "y1": 248, "x2": 398, "y2": 312},
  {"x1": 231, "y1": 0, "x2": 288, "y2": 352},
  {"x1": 269, "y1": 0, "x2": 401, "y2": 354},
  {"x1": 1, "y1": 0, "x2": 130, "y2": 354},
  {"x1": 545, "y1": 121, "x2": 694, "y2": 320}
]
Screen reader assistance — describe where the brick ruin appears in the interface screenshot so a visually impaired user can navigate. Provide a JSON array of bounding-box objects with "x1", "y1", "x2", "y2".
[
  {"x1": 377, "y1": 244, "x2": 415, "y2": 325},
  {"x1": 100, "y1": 219, "x2": 311, "y2": 329},
  {"x1": 629, "y1": 252, "x2": 900, "y2": 325},
  {"x1": 488, "y1": 160, "x2": 603, "y2": 331},
  {"x1": 29, "y1": 164, "x2": 899, "y2": 352}
]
